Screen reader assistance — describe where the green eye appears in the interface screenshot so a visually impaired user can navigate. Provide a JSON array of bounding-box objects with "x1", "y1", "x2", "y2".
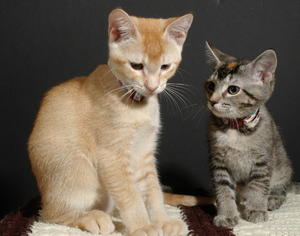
[
  {"x1": 227, "y1": 85, "x2": 240, "y2": 95},
  {"x1": 161, "y1": 64, "x2": 170, "y2": 70},
  {"x1": 206, "y1": 81, "x2": 215, "y2": 92},
  {"x1": 130, "y1": 62, "x2": 143, "y2": 70}
]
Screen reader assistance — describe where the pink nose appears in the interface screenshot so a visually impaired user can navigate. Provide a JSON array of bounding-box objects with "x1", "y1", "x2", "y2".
[{"x1": 145, "y1": 84, "x2": 158, "y2": 93}]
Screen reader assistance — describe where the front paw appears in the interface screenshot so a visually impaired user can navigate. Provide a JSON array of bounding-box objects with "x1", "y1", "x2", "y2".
[
  {"x1": 157, "y1": 219, "x2": 187, "y2": 236},
  {"x1": 130, "y1": 225, "x2": 162, "y2": 236},
  {"x1": 268, "y1": 195, "x2": 285, "y2": 211},
  {"x1": 243, "y1": 209, "x2": 268, "y2": 223},
  {"x1": 213, "y1": 215, "x2": 239, "y2": 228}
]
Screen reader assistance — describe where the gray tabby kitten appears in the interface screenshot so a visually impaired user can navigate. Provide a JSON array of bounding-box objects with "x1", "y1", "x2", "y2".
[{"x1": 205, "y1": 42, "x2": 293, "y2": 228}]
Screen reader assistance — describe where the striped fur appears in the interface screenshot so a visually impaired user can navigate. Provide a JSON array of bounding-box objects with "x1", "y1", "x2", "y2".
[{"x1": 205, "y1": 43, "x2": 293, "y2": 228}]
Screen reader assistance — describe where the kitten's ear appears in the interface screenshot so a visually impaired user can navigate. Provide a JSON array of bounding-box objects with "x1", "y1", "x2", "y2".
[
  {"x1": 166, "y1": 14, "x2": 193, "y2": 46},
  {"x1": 205, "y1": 41, "x2": 236, "y2": 66},
  {"x1": 108, "y1": 9, "x2": 137, "y2": 42},
  {"x1": 248, "y1": 49, "x2": 277, "y2": 83}
]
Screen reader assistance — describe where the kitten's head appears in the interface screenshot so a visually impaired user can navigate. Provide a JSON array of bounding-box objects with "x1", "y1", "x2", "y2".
[
  {"x1": 205, "y1": 42, "x2": 277, "y2": 119},
  {"x1": 107, "y1": 9, "x2": 193, "y2": 98}
]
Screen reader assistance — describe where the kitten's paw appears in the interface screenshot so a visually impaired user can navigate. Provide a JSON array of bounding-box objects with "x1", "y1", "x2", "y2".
[
  {"x1": 131, "y1": 225, "x2": 162, "y2": 236},
  {"x1": 213, "y1": 215, "x2": 239, "y2": 228},
  {"x1": 268, "y1": 195, "x2": 285, "y2": 211},
  {"x1": 157, "y1": 219, "x2": 187, "y2": 236},
  {"x1": 243, "y1": 209, "x2": 268, "y2": 223},
  {"x1": 73, "y1": 210, "x2": 115, "y2": 234}
]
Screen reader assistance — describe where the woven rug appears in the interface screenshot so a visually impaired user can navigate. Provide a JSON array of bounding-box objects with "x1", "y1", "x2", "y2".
[
  {"x1": 0, "y1": 199, "x2": 232, "y2": 236},
  {"x1": 233, "y1": 192, "x2": 300, "y2": 236},
  {"x1": 1, "y1": 192, "x2": 299, "y2": 236}
]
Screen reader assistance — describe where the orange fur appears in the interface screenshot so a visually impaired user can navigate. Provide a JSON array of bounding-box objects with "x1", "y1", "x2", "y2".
[
  {"x1": 164, "y1": 193, "x2": 215, "y2": 207},
  {"x1": 226, "y1": 62, "x2": 238, "y2": 69},
  {"x1": 28, "y1": 9, "x2": 193, "y2": 236}
]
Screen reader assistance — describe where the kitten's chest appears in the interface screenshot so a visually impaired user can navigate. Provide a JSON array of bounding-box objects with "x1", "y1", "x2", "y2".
[
  {"x1": 225, "y1": 154, "x2": 253, "y2": 182},
  {"x1": 126, "y1": 99, "x2": 160, "y2": 161},
  {"x1": 214, "y1": 129, "x2": 255, "y2": 182},
  {"x1": 214, "y1": 129, "x2": 253, "y2": 151}
]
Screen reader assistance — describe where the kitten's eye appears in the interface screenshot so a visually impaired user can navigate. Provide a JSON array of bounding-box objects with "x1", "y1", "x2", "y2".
[
  {"x1": 206, "y1": 81, "x2": 215, "y2": 92},
  {"x1": 227, "y1": 85, "x2": 240, "y2": 95},
  {"x1": 130, "y1": 62, "x2": 144, "y2": 70},
  {"x1": 161, "y1": 64, "x2": 170, "y2": 70}
]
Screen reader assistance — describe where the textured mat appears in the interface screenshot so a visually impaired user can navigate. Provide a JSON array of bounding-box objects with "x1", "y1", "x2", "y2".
[
  {"x1": 0, "y1": 200, "x2": 229, "y2": 236},
  {"x1": 233, "y1": 192, "x2": 300, "y2": 236},
  {"x1": 180, "y1": 204, "x2": 234, "y2": 236},
  {"x1": 1, "y1": 192, "x2": 299, "y2": 236},
  {"x1": 28, "y1": 205, "x2": 186, "y2": 236}
]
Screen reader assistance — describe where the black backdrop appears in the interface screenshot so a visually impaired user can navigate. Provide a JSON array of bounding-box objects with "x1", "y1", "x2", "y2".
[{"x1": 1, "y1": 0, "x2": 300, "y2": 218}]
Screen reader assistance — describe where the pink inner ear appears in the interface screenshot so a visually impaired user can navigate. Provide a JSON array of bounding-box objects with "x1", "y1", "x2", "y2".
[
  {"x1": 172, "y1": 31, "x2": 185, "y2": 39},
  {"x1": 259, "y1": 71, "x2": 272, "y2": 83},
  {"x1": 111, "y1": 28, "x2": 121, "y2": 41}
]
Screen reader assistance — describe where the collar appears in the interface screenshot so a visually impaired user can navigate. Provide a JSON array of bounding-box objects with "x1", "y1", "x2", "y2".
[
  {"x1": 222, "y1": 108, "x2": 260, "y2": 133},
  {"x1": 118, "y1": 80, "x2": 145, "y2": 102}
]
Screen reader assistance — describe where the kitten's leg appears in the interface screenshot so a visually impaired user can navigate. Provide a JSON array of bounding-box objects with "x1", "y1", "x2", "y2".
[
  {"x1": 39, "y1": 155, "x2": 115, "y2": 235},
  {"x1": 268, "y1": 165, "x2": 292, "y2": 210},
  {"x1": 212, "y1": 161, "x2": 239, "y2": 228},
  {"x1": 98, "y1": 151, "x2": 160, "y2": 236},
  {"x1": 268, "y1": 134, "x2": 293, "y2": 211},
  {"x1": 211, "y1": 154, "x2": 239, "y2": 228},
  {"x1": 242, "y1": 160, "x2": 270, "y2": 223},
  {"x1": 142, "y1": 152, "x2": 187, "y2": 236}
]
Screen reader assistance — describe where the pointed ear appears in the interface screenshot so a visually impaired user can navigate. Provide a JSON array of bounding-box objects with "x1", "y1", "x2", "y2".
[
  {"x1": 249, "y1": 49, "x2": 277, "y2": 83},
  {"x1": 108, "y1": 9, "x2": 137, "y2": 42},
  {"x1": 205, "y1": 41, "x2": 236, "y2": 66},
  {"x1": 166, "y1": 14, "x2": 193, "y2": 46}
]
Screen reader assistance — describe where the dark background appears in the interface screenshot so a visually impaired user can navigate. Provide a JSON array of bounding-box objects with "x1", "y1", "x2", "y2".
[{"x1": 1, "y1": 0, "x2": 299, "y2": 218}]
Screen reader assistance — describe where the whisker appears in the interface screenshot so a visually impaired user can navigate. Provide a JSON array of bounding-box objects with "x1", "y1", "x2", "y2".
[
  {"x1": 105, "y1": 85, "x2": 132, "y2": 96},
  {"x1": 166, "y1": 87, "x2": 189, "y2": 107},
  {"x1": 164, "y1": 88, "x2": 183, "y2": 115},
  {"x1": 100, "y1": 67, "x2": 116, "y2": 80},
  {"x1": 166, "y1": 85, "x2": 192, "y2": 105},
  {"x1": 120, "y1": 88, "x2": 134, "y2": 100}
]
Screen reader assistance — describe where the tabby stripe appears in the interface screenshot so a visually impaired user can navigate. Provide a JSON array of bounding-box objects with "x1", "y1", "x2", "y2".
[
  {"x1": 255, "y1": 161, "x2": 267, "y2": 167},
  {"x1": 136, "y1": 171, "x2": 155, "y2": 183},
  {"x1": 212, "y1": 166, "x2": 229, "y2": 172},
  {"x1": 250, "y1": 174, "x2": 269, "y2": 182},
  {"x1": 243, "y1": 89, "x2": 259, "y2": 101},
  {"x1": 215, "y1": 180, "x2": 235, "y2": 189},
  {"x1": 215, "y1": 174, "x2": 229, "y2": 180},
  {"x1": 249, "y1": 178, "x2": 270, "y2": 187},
  {"x1": 249, "y1": 182, "x2": 269, "y2": 194},
  {"x1": 240, "y1": 103, "x2": 253, "y2": 108}
]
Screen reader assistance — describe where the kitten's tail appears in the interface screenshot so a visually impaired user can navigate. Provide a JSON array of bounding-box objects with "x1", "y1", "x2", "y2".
[
  {"x1": 163, "y1": 192, "x2": 215, "y2": 207},
  {"x1": 288, "y1": 182, "x2": 300, "y2": 194}
]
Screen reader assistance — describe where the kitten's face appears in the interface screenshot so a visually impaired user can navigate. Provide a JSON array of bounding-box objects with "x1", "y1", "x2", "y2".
[
  {"x1": 107, "y1": 9, "x2": 193, "y2": 97},
  {"x1": 205, "y1": 43, "x2": 277, "y2": 119}
]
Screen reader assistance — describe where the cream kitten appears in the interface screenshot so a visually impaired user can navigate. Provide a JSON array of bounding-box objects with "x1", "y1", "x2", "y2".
[{"x1": 28, "y1": 8, "x2": 194, "y2": 236}]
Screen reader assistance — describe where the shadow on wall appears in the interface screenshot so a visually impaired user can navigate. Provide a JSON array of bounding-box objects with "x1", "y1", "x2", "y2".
[
  {"x1": 160, "y1": 164, "x2": 212, "y2": 197},
  {"x1": 0, "y1": 172, "x2": 38, "y2": 219}
]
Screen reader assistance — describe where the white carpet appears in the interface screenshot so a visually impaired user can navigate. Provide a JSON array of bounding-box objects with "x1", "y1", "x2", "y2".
[
  {"x1": 29, "y1": 192, "x2": 300, "y2": 236},
  {"x1": 234, "y1": 192, "x2": 300, "y2": 236},
  {"x1": 28, "y1": 205, "x2": 185, "y2": 236}
]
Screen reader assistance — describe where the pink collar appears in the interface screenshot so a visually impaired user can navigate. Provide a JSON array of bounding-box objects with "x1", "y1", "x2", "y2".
[{"x1": 222, "y1": 109, "x2": 260, "y2": 133}]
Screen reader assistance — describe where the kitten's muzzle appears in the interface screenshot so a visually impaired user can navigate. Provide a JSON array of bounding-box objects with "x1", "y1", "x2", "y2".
[{"x1": 209, "y1": 100, "x2": 218, "y2": 107}]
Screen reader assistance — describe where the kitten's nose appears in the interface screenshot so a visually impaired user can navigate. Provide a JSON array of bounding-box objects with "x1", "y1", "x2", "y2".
[{"x1": 145, "y1": 82, "x2": 158, "y2": 93}]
